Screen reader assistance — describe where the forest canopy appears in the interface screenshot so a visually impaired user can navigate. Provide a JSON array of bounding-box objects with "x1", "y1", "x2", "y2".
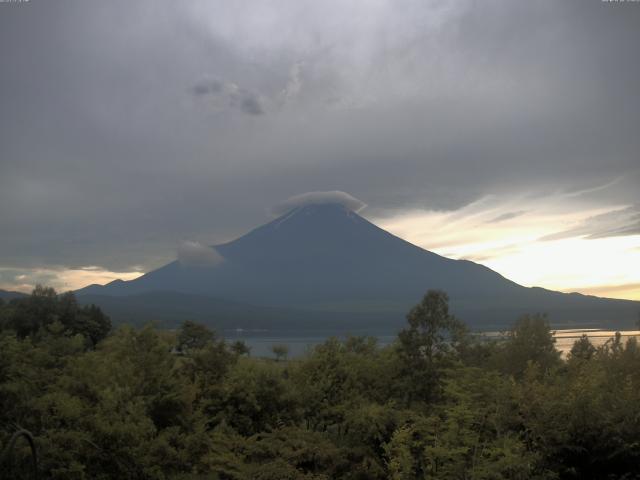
[{"x1": 1, "y1": 287, "x2": 639, "y2": 479}]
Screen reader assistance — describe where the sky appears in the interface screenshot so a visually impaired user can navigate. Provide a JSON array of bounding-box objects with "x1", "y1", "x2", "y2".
[{"x1": 0, "y1": 0, "x2": 638, "y2": 299}]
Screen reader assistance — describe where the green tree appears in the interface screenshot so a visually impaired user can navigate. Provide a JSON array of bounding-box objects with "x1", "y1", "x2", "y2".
[
  {"x1": 218, "y1": 358, "x2": 297, "y2": 435},
  {"x1": 272, "y1": 344, "x2": 289, "y2": 362},
  {"x1": 0, "y1": 287, "x2": 110, "y2": 348},
  {"x1": 396, "y1": 290, "x2": 463, "y2": 403},
  {"x1": 72, "y1": 304, "x2": 111, "y2": 347},
  {"x1": 230, "y1": 340, "x2": 251, "y2": 356},
  {"x1": 568, "y1": 334, "x2": 596, "y2": 361},
  {"x1": 496, "y1": 313, "x2": 561, "y2": 378},
  {"x1": 242, "y1": 427, "x2": 345, "y2": 479},
  {"x1": 6, "y1": 285, "x2": 58, "y2": 337},
  {"x1": 177, "y1": 320, "x2": 215, "y2": 353}
]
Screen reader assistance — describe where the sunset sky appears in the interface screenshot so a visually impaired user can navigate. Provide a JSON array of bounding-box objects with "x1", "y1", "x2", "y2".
[{"x1": 0, "y1": 0, "x2": 638, "y2": 299}]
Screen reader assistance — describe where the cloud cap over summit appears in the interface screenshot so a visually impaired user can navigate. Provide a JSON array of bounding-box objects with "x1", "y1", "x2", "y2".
[{"x1": 271, "y1": 191, "x2": 367, "y2": 216}]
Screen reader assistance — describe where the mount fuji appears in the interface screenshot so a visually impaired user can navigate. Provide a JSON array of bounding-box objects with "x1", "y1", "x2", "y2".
[{"x1": 76, "y1": 202, "x2": 639, "y2": 332}]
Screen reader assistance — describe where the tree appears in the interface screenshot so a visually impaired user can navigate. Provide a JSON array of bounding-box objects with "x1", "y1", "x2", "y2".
[
  {"x1": 497, "y1": 313, "x2": 561, "y2": 377},
  {"x1": 6, "y1": 285, "x2": 58, "y2": 337},
  {"x1": 242, "y1": 427, "x2": 345, "y2": 479},
  {"x1": 396, "y1": 290, "x2": 463, "y2": 403},
  {"x1": 176, "y1": 320, "x2": 215, "y2": 353},
  {"x1": 71, "y1": 304, "x2": 111, "y2": 347},
  {"x1": 568, "y1": 334, "x2": 596, "y2": 361},
  {"x1": 0, "y1": 287, "x2": 110, "y2": 347},
  {"x1": 231, "y1": 340, "x2": 251, "y2": 356},
  {"x1": 272, "y1": 344, "x2": 289, "y2": 362},
  {"x1": 220, "y1": 358, "x2": 297, "y2": 435}
]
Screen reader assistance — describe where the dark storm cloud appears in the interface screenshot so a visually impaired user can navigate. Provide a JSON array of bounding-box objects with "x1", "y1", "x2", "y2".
[{"x1": 0, "y1": 0, "x2": 639, "y2": 275}]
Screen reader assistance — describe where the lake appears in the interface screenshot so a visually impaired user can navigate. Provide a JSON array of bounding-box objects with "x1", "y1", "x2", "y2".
[
  {"x1": 224, "y1": 328, "x2": 640, "y2": 359},
  {"x1": 552, "y1": 329, "x2": 640, "y2": 357}
]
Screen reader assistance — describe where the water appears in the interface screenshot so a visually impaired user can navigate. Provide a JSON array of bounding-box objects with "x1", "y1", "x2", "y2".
[
  {"x1": 552, "y1": 329, "x2": 640, "y2": 356},
  {"x1": 223, "y1": 329, "x2": 397, "y2": 358},
  {"x1": 224, "y1": 328, "x2": 640, "y2": 359}
]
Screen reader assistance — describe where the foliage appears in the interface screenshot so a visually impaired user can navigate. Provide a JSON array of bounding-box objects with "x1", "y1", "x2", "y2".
[
  {"x1": 176, "y1": 320, "x2": 215, "y2": 354},
  {"x1": 271, "y1": 344, "x2": 289, "y2": 362},
  {"x1": 396, "y1": 290, "x2": 465, "y2": 403},
  {"x1": 493, "y1": 313, "x2": 561, "y2": 378},
  {"x1": 1, "y1": 288, "x2": 640, "y2": 479},
  {"x1": 0, "y1": 285, "x2": 110, "y2": 347}
]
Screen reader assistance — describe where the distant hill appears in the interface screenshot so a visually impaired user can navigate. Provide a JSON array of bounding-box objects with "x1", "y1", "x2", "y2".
[
  {"x1": 77, "y1": 291, "x2": 399, "y2": 333},
  {"x1": 76, "y1": 203, "x2": 640, "y2": 332},
  {"x1": 0, "y1": 289, "x2": 28, "y2": 301}
]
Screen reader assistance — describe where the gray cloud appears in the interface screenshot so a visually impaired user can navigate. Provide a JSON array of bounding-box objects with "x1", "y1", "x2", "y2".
[
  {"x1": 190, "y1": 75, "x2": 265, "y2": 115},
  {"x1": 487, "y1": 211, "x2": 528, "y2": 223},
  {"x1": 0, "y1": 0, "x2": 639, "y2": 277},
  {"x1": 191, "y1": 76, "x2": 225, "y2": 96},
  {"x1": 233, "y1": 90, "x2": 264, "y2": 115},
  {"x1": 462, "y1": 245, "x2": 522, "y2": 263},
  {"x1": 564, "y1": 282, "x2": 640, "y2": 297},
  {"x1": 541, "y1": 206, "x2": 640, "y2": 241},
  {"x1": 177, "y1": 241, "x2": 224, "y2": 267},
  {"x1": 271, "y1": 191, "x2": 367, "y2": 216},
  {"x1": 0, "y1": 268, "x2": 57, "y2": 290}
]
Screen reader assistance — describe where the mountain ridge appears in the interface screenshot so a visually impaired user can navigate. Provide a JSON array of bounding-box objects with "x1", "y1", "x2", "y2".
[
  {"x1": 0, "y1": 289, "x2": 29, "y2": 301},
  {"x1": 75, "y1": 203, "x2": 640, "y2": 330}
]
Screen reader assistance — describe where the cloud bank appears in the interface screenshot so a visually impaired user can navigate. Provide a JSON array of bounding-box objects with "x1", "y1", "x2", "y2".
[{"x1": 271, "y1": 191, "x2": 367, "y2": 216}]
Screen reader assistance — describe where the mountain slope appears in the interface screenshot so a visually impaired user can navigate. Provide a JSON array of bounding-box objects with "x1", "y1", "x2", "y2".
[
  {"x1": 76, "y1": 203, "x2": 640, "y2": 329},
  {"x1": 77, "y1": 291, "x2": 398, "y2": 333}
]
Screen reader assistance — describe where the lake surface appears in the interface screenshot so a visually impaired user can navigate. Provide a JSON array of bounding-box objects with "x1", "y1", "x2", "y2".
[
  {"x1": 223, "y1": 329, "x2": 398, "y2": 358},
  {"x1": 224, "y1": 328, "x2": 640, "y2": 359},
  {"x1": 552, "y1": 329, "x2": 640, "y2": 356}
]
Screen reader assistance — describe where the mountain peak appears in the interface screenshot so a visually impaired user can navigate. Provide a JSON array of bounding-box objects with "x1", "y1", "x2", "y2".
[
  {"x1": 74, "y1": 197, "x2": 640, "y2": 330},
  {"x1": 274, "y1": 201, "x2": 358, "y2": 225},
  {"x1": 240, "y1": 199, "x2": 379, "y2": 246},
  {"x1": 271, "y1": 191, "x2": 366, "y2": 217}
]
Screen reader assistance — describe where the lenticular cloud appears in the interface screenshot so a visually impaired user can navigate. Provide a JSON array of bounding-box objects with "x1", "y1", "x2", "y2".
[
  {"x1": 271, "y1": 191, "x2": 366, "y2": 216},
  {"x1": 177, "y1": 241, "x2": 223, "y2": 267}
]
